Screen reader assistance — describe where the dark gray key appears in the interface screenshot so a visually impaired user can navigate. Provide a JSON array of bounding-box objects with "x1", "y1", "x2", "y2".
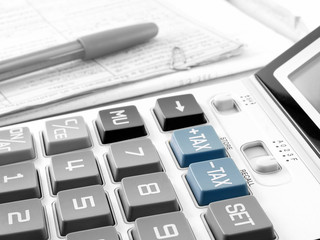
[
  {"x1": 96, "y1": 105, "x2": 147, "y2": 144},
  {"x1": 108, "y1": 138, "x2": 162, "y2": 181},
  {"x1": 154, "y1": 94, "x2": 206, "y2": 131},
  {"x1": 119, "y1": 172, "x2": 179, "y2": 221},
  {"x1": 66, "y1": 226, "x2": 118, "y2": 240},
  {"x1": 132, "y1": 212, "x2": 196, "y2": 240},
  {"x1": 0, "y1": 162, "x2": 41, "y2": 203},
  {"x1": 0, "y1": 199, "x2": 48, "y2": 240},
  {"x1": 43, "y1": 116, "x2": 91, "y2": 155},
  {"x1": 0, "y1": 127, "x2": 35, "y2": 165},
  {"x1": 49, "y1": 150, "x2": 102, "y2": 194},
  {"x1": 56, "y1": 185, "x2": 113, "y2": 236},
  {"x1": 205, "y1": 195, "x2": 274, "y2": 240}
]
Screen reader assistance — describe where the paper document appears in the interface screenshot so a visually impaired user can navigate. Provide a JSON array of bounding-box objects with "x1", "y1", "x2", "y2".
[
  {"x1": 0, "y1": 0, "x2": 293, "y2": 126},
  {"x1": 0, "y1": 0, "x2": 242, "y2": 116}
]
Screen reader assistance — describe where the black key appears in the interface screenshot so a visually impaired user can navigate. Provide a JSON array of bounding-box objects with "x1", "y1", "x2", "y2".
[
  {"x1": 96, "y1": 105, "x2": 147, "y2": 144},
  {"x1": 154, "y1": 94, "x2": 206, "y2": 131}
]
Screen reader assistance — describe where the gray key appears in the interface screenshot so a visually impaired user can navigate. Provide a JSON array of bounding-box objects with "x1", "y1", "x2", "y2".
[
  {"x1": 0, "y1": 127, "x2": 35, "y2": 165},
  {"x1": 132, "y1": 212, "x2": 196, "y2": 240},
  {"x1": 108, "y1": 138, "x2": 162, "y2": 181},
  {"x1": 56, "y1": 185, "x2": 114, "y2": 236},
  {"x1": 205, "y1": 195, "x2": 274, "y2": 240},
  {"x1": 66, "y1": 226, "x2": 118, "y2": 240},
  {"x1": 0, "y1": 162, "x2": 41, "y2": 203},
  {"x1": 119, "y1": 172, "x2": 179, "y2": 221},
  {"x1": 96, "y1": 105, "x2": 147, "y2": 144},
  {"x1": 43, "y1": 116, "x2": 91, "y2": 155},
  {"x1": 0, "y1": 199, "x2": 48, "y2": 240},
  {"x1": 49, "y1": 150, "x2": 102, "y2": 194}
]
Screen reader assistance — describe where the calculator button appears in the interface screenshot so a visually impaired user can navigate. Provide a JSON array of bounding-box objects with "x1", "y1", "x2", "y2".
[
  {"x1": 154, "y1": 94, "x2": 206, "y2": 131},
  {"x1": 186, "y1": 158, "x2": 249, "y2": 206},
  {"x1": 0, "y1": 199, "x2": 48, "y2": 240},
  {"x1": 212, "y1": 94, "x2": 237, "y2": 112},
  {"x1": 108, "y1": 138, "x2": 162, "y2": 181},
  {"x1": 0, "y1": 127, "x2": 35, "y2": 165},
  {"x1": 170, "y1": 125, "x2": 227, "y2": 167},
  {"x1": 205, "y1": 195, "x2": 274, "y2": 240},
  {"x1": 49, "y1": 150, "x2": 102, "y2": 194},
  {"x1": 43, "y1": 116, "x2": 91, "y2": 155},
  {"x1": 96, "y1": 105, "x2": 147, "y2": 144},
  {"x1": 132, "y1": 212, "x2": 196, "y2": 240},
  {"x1": 66, "y1": 226, "x2": 118, "y2": 240},
  {"x1": 56, "y1": 185, "x2": 113, "y2": 236},
  {"x1": 0, "y1": 162, "x2": 41, "y2": 204},
  {"x1": 119, "y1": 172, "x2": 179, "y2": 221}
]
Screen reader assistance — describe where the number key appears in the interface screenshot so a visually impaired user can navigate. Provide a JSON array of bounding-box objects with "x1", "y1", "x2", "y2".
[
  {"x1": 132, "y1": 212, "x2": 196, "y2": 240},
  {"x1": 119, "y1": 172, "x2": 179, "y2": 221},
  {"x1": 0, "y1": 199, "x2": 48, "y2": 240}
]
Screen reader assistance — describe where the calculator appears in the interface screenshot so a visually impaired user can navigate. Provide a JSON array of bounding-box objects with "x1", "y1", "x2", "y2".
[{"x1": 1, "y1": 27, "x2": 320, "y2": 240}]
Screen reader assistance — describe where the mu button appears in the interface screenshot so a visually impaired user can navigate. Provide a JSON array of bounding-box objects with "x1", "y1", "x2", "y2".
[
  {"x1": 154, "y1": 94, "x2": 206, "y2": 131},
  {"x1": 96, "y1": 105, "x2": 147, "y2": 144}
]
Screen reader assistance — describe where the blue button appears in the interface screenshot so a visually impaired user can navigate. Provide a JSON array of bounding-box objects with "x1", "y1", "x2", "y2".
[
  {"x1": 170, "y1": 125, "x2": 226, "y2": 167},
  {"x1": 186, "y1": 158, "x2": 249, "y2": 206}
]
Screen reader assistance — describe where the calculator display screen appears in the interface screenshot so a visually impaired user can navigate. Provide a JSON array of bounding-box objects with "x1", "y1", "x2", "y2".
[{"x1": 289, "y1": 52, "x2": 320, "y2": 113}]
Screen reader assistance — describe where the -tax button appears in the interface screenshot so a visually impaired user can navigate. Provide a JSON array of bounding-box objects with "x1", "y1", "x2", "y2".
[
  {"x1": 186, "y1": 158, "x2": 248, "y2": 206},
  {"x1": 170, "y1": 125, "x2": 227, "y2": 167}
]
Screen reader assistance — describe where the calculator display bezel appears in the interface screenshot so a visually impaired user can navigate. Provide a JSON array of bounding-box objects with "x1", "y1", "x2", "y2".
[{"x1": 256, "y1": 26, "x2": 320, "y2": 156}]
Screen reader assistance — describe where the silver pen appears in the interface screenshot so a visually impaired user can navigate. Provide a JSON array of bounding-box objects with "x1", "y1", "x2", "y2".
[{"x1": 0, "y1": 22, "x2": 159, "y2": 81}]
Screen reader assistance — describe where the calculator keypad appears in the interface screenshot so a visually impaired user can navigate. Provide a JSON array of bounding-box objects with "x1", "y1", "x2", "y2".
[
  {"x1": 55, "y1": 185, "x2": 114, "y2": 236},
  {"x1": 0, "y1": 162, "x2": 41, "y2": 204},
  {"x1": 0, "y1": 127, "x2": 35, "y2": 165},
  {"x1": 43, "y1": 116, "x2": 91, "y2": 155},
  {"x1": 0, "y1": 93, "x2": 276, "y2": 240},
  {"x1": 0, "y1": 199, "x2": 48, "y2": 240},
  {"x1": 119, "y1": 172, "x2": 179, "y2": 221},
  {"x1": 108, "y1": 138, "x2": 162, "y2": 181},
  {"x1": 49, "y1": 150, "x2": 102, "y2": 194}
]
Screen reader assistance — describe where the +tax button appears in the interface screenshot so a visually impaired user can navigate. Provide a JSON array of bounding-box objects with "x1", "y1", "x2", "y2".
[
  {"x1": 170, "y1": 125, "x2": 227, "y2": 167},
  {"x1": 186, "y1": 158, "x2": 249, "y2": 206}
]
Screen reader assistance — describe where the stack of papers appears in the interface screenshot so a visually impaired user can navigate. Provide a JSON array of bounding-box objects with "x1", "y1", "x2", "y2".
[{"x1": 0, "y1": 0, "x2": 293, "y2": 126}]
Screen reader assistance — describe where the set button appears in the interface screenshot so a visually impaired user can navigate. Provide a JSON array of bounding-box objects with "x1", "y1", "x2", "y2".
[
  {"x1": 154, "y1": 94, "x2": 206, "y2": 131},
  {"x1": 186, "y1": 158, "x2": 248, "y2": 206},
  {"x1": 205, "y1": 195, "x2": 274, "y2": 240},
  {"x1": 170, "y1": 125, "x2": 227, "y2": 167}
]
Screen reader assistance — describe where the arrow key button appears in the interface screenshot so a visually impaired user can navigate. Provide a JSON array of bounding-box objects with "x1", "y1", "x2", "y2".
[{"x1": 154, "y1": 94, "x2": 206, "y2": 131}]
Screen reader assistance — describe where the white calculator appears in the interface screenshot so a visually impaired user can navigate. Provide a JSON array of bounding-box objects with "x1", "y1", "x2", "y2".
[{"x1": 0, "y1": 27, "x2": 320, "y2": 240}]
